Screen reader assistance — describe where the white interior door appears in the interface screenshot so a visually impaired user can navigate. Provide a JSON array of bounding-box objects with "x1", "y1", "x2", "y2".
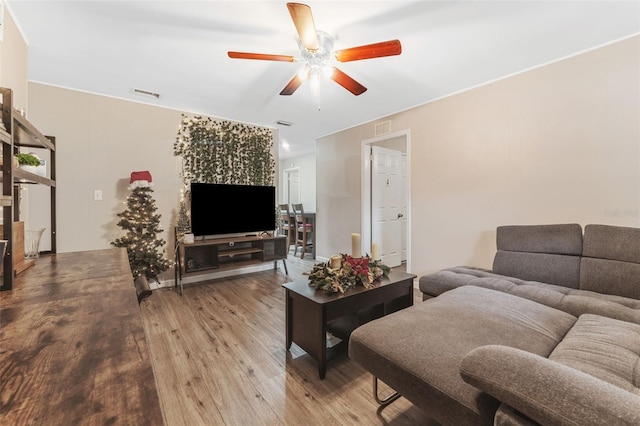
[
  {"x1": 284, "y1": 168, "x2": 300, "y2": 206},
  {"x1": 371, "y1": 146, "x2": 402, "y2": 267}
]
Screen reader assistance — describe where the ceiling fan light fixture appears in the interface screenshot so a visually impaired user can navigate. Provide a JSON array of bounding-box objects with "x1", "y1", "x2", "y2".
[
  {"x1": 298, "y1": 30, "x2": 334, "y2": 62},
  {"x1": 228, "y1": 3, "x2": 400, "y2": 96},
  {"x1": 297, "y1": 67, "x2": 309, "y2": 80},
  {"x1": 322, "y1": 64, "x2": 334, "y2": 78},
  {"x1": 310, "y1": 72, "x2": 320, "y2": 89}
]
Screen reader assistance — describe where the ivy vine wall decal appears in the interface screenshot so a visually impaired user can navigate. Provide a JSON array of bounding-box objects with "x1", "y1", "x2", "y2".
[{"x1": 174, "y1": 114, "x2": 275, "y2": 187}]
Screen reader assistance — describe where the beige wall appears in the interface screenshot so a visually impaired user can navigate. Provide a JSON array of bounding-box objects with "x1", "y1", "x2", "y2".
[
  {"x1": 27, "y1": 83, "x2": 279, "y2": 282},
  {"x1": 317, "y1": 36, "x2": 640, "y2": 278},
  {"x1": 0, "y1": 2, "x2": 28, "y2": 110},
  {"x1": 27, "y1": 84, "x2": 183, "y2": 260}
]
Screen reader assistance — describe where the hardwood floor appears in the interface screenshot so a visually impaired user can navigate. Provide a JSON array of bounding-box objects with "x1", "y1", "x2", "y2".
[{"x1": 140, "y1": 255, "x2": 437, "y2": 425}]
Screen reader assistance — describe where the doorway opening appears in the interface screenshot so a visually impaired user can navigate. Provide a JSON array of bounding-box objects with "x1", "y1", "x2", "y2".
[{"x1": 361, "y1": 130, "x2": 411, "y2": 273}]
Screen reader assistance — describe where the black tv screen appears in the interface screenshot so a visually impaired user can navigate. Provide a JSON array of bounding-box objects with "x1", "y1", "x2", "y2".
[{"x1": 190, "y1": 183, "x2": 276, "y2": 237}]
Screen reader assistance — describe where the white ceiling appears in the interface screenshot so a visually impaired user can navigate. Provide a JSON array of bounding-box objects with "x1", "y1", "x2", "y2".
[{"x1": 6, "y1": 1, "x2": 640, "y2": 159}]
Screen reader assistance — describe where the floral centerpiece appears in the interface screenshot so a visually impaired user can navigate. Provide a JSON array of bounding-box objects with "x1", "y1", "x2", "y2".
[{"x1": 305, "y1": 254, "x2": 391, "y2": 294}]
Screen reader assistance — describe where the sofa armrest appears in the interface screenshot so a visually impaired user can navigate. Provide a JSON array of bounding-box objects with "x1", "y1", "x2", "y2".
[{"x1": 459, "y1": 345, "x2": 640, "y2": 426}]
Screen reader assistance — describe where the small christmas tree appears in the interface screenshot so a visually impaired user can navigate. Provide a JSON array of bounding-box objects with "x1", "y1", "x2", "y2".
[
  {"x1": 176, "y1": 198, "x2": 191, "y2": 235},
  {"x1": 112, "y1": 172, "x2": 170, "y2": 282}
]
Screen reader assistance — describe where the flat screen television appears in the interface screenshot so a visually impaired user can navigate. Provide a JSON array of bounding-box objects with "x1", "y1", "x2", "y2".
[{"x1": 190, "y1": 182, "x2": 276, "y2": 238}]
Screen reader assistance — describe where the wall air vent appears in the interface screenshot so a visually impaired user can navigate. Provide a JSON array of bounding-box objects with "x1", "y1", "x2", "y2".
[
  {"x1": 276, "y1": 120, "x2": 294, "y2": 127},
  {"x1": 375, "y1": 120, "x2": 391, "y2": 136},
  {"x1": 132, "y1": 88, "x2": 162, "y2": 99}
]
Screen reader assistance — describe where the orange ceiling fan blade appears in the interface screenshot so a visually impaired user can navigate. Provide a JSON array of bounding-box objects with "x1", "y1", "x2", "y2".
[
  {"x1": 287, "y1": 3, "x2": 319, "y2": 51},
  {"x1": 228, "y1": 51, "x2": 295, "y2": 62},
  {"x1": 280, "y1": 74, "x2": 305, "y2": 96},
  {"x1": 330, "y1": 67, "x2": 367, "y2": 96},
  {"x1": 334, "y1": 39, "x2": 402, "y2": 62}
]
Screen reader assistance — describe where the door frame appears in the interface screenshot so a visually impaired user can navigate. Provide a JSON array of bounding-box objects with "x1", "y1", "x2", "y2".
[{"x1": 361, "y1": 129, "x2": 411, "y2": 273}]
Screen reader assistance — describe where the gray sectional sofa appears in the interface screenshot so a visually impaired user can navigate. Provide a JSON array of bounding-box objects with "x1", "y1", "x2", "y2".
[
  {"x1": 349, "y1": 223, "x2": 640, "y2": 425},
  {"x1": 420, "y1": 223, "x2": 640, "y2": 323}
]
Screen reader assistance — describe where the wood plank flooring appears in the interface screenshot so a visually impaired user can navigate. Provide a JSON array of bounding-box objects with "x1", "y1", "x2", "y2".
[{"x1": 140, "y1": 255, "x2": 437, "y2": 425}]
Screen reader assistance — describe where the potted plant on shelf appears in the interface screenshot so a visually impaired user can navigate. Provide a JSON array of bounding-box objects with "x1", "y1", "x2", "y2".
[{"x1": 16, "y1": 153, "x2": 41, "y2": 174}]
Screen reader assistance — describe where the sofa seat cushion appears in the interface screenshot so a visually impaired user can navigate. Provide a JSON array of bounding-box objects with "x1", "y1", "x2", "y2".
[
  {"x1": 420, "y1": 266, "x2": 517, "y2": 297},
  {"x1": 549, "y1": 314, "x2": 640, "y2": 394},
  {"x1": 419, "y1": 267, "x2": 640, "y2": 324},
  {"x1": 349, "y1": 286, "x2": 576, "y2": 426}
]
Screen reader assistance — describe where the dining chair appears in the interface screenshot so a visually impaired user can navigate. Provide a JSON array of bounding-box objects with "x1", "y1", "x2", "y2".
[
  {"x1": 292, "y1": 203, "x2": 314, "y2": 258},
  {"x1": 278, "y1": 204, "x2": 295, "y2": 250}
]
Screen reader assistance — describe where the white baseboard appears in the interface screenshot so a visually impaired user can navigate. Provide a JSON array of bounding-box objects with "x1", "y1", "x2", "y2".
[{"x1": 153, "y1": 262, "x2": 285, "y2": 290}]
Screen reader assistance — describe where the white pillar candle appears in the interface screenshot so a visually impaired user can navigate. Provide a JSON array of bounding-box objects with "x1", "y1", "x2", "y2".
[
  {"x1": 371, "y1": 243, "x2": 379, "y2": 260},
  {"x1": 330, "y1": 255, "x2": 342, "y2": 269},
  {"x1": 351, "y1": 233, "x2": 361, "y2": 258}
]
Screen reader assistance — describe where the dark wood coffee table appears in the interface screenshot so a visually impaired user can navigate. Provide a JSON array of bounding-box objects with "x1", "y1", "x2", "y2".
[{"x1": 283, "y1": 270, "x2": 416, "y2": 379}]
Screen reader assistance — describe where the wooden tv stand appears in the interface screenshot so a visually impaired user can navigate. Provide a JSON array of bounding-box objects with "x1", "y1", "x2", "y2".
[{"x1": 175, "y1": 234, "x2": 288, "y2": 295}]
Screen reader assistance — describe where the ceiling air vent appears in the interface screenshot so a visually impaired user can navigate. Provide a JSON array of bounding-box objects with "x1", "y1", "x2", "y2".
[
  {"x1": 375, "y1": 120, "x2": 391, "y2": 136},
  {"x1": 276, "y1": 120, "x2": 294, "y2": 127},
  {"x1": 132, "y1": 88, "x2": 162, "y2": 99}
]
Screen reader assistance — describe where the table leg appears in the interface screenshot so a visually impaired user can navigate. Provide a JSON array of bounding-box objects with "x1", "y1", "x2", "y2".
[
  {"x1": 319, "y1": 360, "x2": 327, "y2": 379},
  {"x1": 319, "y1": 307, "x2": 327, "y2": 379},
  {"x1": 285, "y1": 290, "x2": 292, "y2": 350}
]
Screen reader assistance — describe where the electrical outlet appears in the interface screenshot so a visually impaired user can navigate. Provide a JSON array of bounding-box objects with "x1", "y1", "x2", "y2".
[{"x1": 94, "y1": 190, "x2": 103, "y2": 201}]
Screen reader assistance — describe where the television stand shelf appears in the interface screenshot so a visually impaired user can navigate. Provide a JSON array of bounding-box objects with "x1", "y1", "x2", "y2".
[{"x1": 174, "y1": 234, "x2": 288, "y2": 295}]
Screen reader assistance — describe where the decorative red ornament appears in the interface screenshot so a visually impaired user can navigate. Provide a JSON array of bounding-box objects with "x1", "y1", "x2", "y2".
[
  {"x1": 344, "y1": 254, "x2": 370, "y2": 277},
  {"x1": 130, "y1": 170, "x2": 153, "y2": 183}
]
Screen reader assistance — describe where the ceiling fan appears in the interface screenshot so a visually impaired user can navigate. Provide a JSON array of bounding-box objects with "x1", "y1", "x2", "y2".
[{"x1": 227, "y1": 2, "x2": 402, "y2": 96}]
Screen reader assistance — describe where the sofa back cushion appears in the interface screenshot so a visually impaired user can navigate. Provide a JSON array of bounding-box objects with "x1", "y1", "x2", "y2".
[
  {"x1": 580, "y1": 224, "x2": 640, "y2": 300},
  {"x1": 493, "y1": 224, "x2": 583, "y2": 288}
]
